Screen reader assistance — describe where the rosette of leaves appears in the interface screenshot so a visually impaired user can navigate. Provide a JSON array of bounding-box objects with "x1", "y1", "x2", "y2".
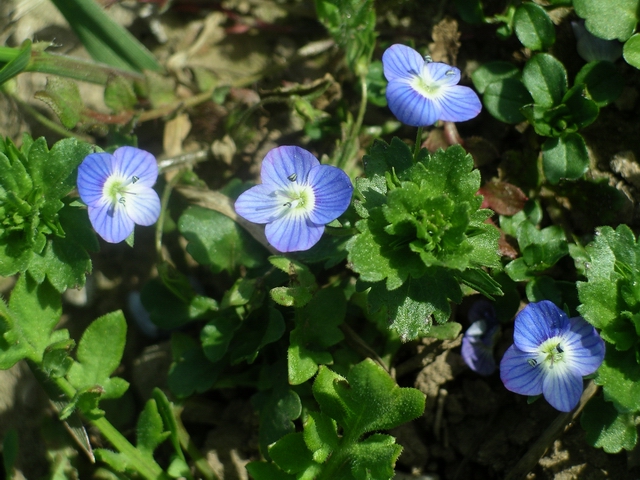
[
  {"x1": 0, "y1": 134, "x2": 96, "y2": 291},
  {"x1": 346, "y1": 139, "x2": 501, "y2": 340},
  {"x1": 576, "y1": 225, "x2": 640, "y2": 452}
]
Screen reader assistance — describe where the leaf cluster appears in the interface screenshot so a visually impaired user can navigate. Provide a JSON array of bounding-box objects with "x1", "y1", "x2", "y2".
[
  {"x1": 473, "y1": 55, "x2": 623, "y2": 184},
  {"x1": 0, "y1": 135, "x2": 97, "y2": 291},
  {"x1": 247, "y1": 359, "x2": 425, "y2": 480},
  {"x1": 346, "y1": 140, "x2": 500, "y2": 340},
  {"x1": 576, "y1": 225, "x2": 640, "y2": 452}
]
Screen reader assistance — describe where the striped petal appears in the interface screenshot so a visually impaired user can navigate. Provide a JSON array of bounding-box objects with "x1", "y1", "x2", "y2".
[
  {"x1": 382, "y1": 44, "x2": 425, "y2": 81},
  {"x1": 125, "y1": 186, "x2": 161, "y2": 226},
  {"x1": 431, "y1": 85, "x2": 483, "y2": 122},
  {"x1": 500, "y1": 345, "x2": 545, "y2": 396},
  {"x1": 542, "y1": 362, "x2": 584, "y2": 412},
  {"x1": 514, "y1": 301, "x2": 570, "y2": 353},
  {"x1": 386, "y1": 80, "x2": 440, "y2": 127},
  {"x1": 113, "y1": 146, "x2": 158, "y2": 187},
  {"x1": 561, "y1": 316, "x2": 606, "y2": 376},
  {"x1": 423, "y1": 62, "x2": 461, "y2": 86},
  {"x1": 88, "y1": 198, "x2": 135, "y2": 243},
  {"x1": 261, "y1": 146, "x2": 319, "y2": 190},
  {"x1": 265, "y1": 214, "x2": 324, "y2": 252},
  {"x1": 77, "y1": 152, "x2": 114, "y2": 207},
  {"x1": 235, "y1": 184, "x2": 286, "y2": 224},
  {"x1": 306, "y1": 165, "x2": 353, "y2": 224}
]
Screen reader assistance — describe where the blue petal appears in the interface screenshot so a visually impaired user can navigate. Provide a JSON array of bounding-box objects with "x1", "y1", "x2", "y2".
[
  {"x1": 462, "y1": 336, "x2": 496, "y2": 376},
  {"x1": 261, "y1": 146, "x2": 319, "y2": 190},
  {"x1": 77, "y1": 152, "x2": 114, "y2": 207},
  {"x1": 424, "y1": 62, "x2": 461, "y2": 86},
  {"x1": 560, "y1": 316, "x2": 605, "y2": 376},
  {"x1": 386, "y1": 80, "x2": 440, "y2": 127},
  {"x1": 432, "y1": 85, "x2": 482, "y2": 122},
  {"x1": 265, "y1": 214, "x2": 324, "y2": 252},
  {"x1": 113, "y1": 147, "x2": 158, "y2": 187},
  {"x1": 89, "y1": 199, "x2": 135, "y2": 243},
  {"x1": 499, "y1": 345, "x2": 544, "y2": 396},
  {"x1": 542, "y1": 363, "x2": 583, "y2": 412},
  {"x1": 514, "y1": 301, "x2": 570, "y2": 353},
  {"x1": 382, "y1": 44, "x2": 425, "y2": 81},
  {"x1": 235, "y1": 184, "x2": 285, "y2": 224},
  {"x1": 125, "y1": 187, "x2": 161, "y2": 226},
  {"x1": 306, "y1": 165, "x2": 353, "y2": 224}
]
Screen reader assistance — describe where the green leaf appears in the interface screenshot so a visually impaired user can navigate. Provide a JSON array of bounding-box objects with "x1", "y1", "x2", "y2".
[
  {"x1": 178, "y1": 205, "x2": 268, "y2": 273},
  {"x1": 595, "y1": 348, "x2": 640, "y2": 413},
  {"x1": 453, "y1": 0, "x2": 485, "y2": 24},
  {"x1": 200, "y1": 311, "x2": 240, "y2": 363},
  {"x1": 471, "y1": 61, "x2": 520, "y2": 94},
  {"x1": 2, "y1": 429, "x2": 18, "y2": 479},
  {"x1": 427, "y1": 322, "x2": 462, "y2": 340},
  {"x1": 269, "y1": 256, "x2": 317, "y2": 308},
  {"x1": 573, "y1": 0, "x2": 639, "y2": 42},
  {"x1": 303, "y1": 411, "x2": 338, "y2": 463},
  {"x1": 269, "y1": 432, "x2": 318, "y2": 474},
  {"x1": 66, "y1": 311, "x2": 129, "y2": 400},
  {"x1": 312, "y1": 359, "x2": 424, "y2": 463},
  {"x1": 350, "y1": 434, "x2": 402, "y2": 480},
  {"x1": 542, "y1": 133, "x2": 589, "y2": 184},
  {"x1": 246, "y1": 462, "x2": 295, "y2": 480},
  {"x1": 0, "y1": 275, "x2": 61, "y2": 368},
  {"x1": 367, "y1": 270, "x2": 462, "y2": 341},
  {"x1": 575, "y1": 61, "x2": 624, "y2": 106},
  {"x1": 229, "y1": 307, "x2": 285, "y2": 365},
  {"x1": 581, "y1": 395, "x2": 638, "y2": 453},
  {"x1": 34, "y1": 77, "x2": 83, "y2": 129},
  {"x1": 136, "y1": 399, "x2": 170, "y2": 458},
  {"x1": 513, "y1": 3, "x2": 556, "y2": 51},
  {"x1": 49, "y1": 0, "x2": 161, "y2": 72},
  {"x1": 104, "y1": 75, "x2": 137, "y2": 112},
  {"x1": 623, "y1": 33, "x2": 640, "y2": 69},
  {"x1": 0, "y1": 40, "x2": 31, "y2": 87},
  {"x1": 315, "y1": 0, "x2": 376, "y2": 74},
  {"x1": 167, "y1": 333, "x2": 221, "y2": 397},
  {"x1": 482, "y1": 78, "x2": 533, "y2": 123},
  {"x1": 522, "y1": 53, "x2": 567, "y2": 107}
]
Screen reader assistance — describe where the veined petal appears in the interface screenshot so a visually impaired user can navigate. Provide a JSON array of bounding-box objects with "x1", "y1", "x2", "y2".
[
  {"x1": 77, "y1": 152, "x2": 115, "y2": 207},
  {"x1": 514, "y1": 301, "x2": 570, "y2": 353},
  {"x1": 382, "y1": 44, "x2": 425, "y2": 81},
  {"x1": 423, "y1": 62, "x2": 461, "y2": 86},
  {"x1": 560, "y1": 317, "x2": 605, "y2": 376},
  {"x1": 261, "y1": 146, "x2": 319, "y2": 190},
  {"x1": 125, "y1": 187, "x2": 161, "y2": 226},
  {"x1": 265, "y1": 214, "x2": 324, "y2": 252},
  {"x1": 113, "y1": 147, "x2": 158, "y2": 187},
  {"x1": 386, "y1": 80, "x2": 440, "y2": 127},
  {"x1": 431, "y1": 85, "x2": 482, "y2": 122},
  {"x1": 235, "y1": 184, "x2": 286, "y2": 224},
  {"x1": 306, "y1": 165, "x2": 353, "y2": 224},
  {"x1": 542, "y1": 362, "x2": 583, "y2": 412},
  {"x1": 500, "y1": 345, "x2": 545, "y2": 396},
  {"x1": 89, "y1": 199, "x2": 135, "y2": 243}
]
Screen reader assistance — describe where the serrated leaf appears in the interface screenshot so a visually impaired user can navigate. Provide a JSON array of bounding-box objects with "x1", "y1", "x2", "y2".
[
  {"x1": 0, "y1": 275, "x2": 61, "y2": 368},
  {"x1": 595, "y1": 348, "x2": 640, "y2": 413},
  {"x1": 167, "y1": 332, "x2": 221, "y2": 397},
  {"x1": 66, "y1": 311, "x2": 129, "y2": 400},
  {"x1": 581, "y1": 394, "x2": 638, "y2": 453},
  {"x1": 246, "y1": 462, "x2": 295, "y2": 480},
  {"x1": 368, "y1": 269, "x2": 462, "y2": 341},
  {"x1": 350, "y1": 434, "x2": 402, "y2": 480},
  {"x1": 303, "y1": 411, "x2": 338, "y2": 463},
  {"x1": 313, "y1": 359, "x2": 425, "y2": 437},
  {"x1": 269, "y1": 432, "x2": 318, "y2": 474}
]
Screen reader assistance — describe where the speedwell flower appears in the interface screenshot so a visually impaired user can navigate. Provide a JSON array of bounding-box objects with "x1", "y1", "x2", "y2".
[
  {"x1": 461, "y1": 300, "x2": 500, "y2": 376},
  {"x1": 234, "y1": 146, "x2": 353, "y2": 252},
  {"x1": 382, "y1": 44, "x2": 482, "y2": 127},
  {"x1": 500, "y1": 300, "x2": 605, "y2": 412},
  {"x1": 77, "y1": 146, "x2": 161, "y2": 243}
]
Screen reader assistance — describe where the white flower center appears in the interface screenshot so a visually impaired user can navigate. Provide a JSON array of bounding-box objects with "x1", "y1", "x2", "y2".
[
  {"x1": 275, "y1": 178, "x2": 316, "y2": 217},
  {"x1": 103, "y1": 175, "x2": 139, "y2": 207},
  {"x1": 527, "y1": 337, "x2": 566, "y2": 370}
]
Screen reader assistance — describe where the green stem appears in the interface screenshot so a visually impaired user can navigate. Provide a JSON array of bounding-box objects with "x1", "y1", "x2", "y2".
[
  {"x1": 0, "y1": 46, "x2": 146, "y2": 86},
  {"x1": 413, "y1": 126, "x2": 424, "y2": 161},
  {"x1": 174, "y1": 408, "x2": 219, "y2": 480},
  {"x1": 30, "y1": 366, "x2": 168, "y2": 480}
]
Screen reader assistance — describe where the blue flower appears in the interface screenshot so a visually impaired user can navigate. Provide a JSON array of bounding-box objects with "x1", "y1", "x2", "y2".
[
  {"x1": 382, "y1": 44, "x2": 482, "y2": 127},
  {"x1": 500, "y1": 300, "x2": 605, "y2": 412},
  {"x1": 461, "y1": 300, "x2": 500, "y2": 376},
  {"x1": 234, "y1": 146, "x2": 353, "y2": 252},
  {"x1": 77, "y1": 146, "x2": 161, "y2": 243}
]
